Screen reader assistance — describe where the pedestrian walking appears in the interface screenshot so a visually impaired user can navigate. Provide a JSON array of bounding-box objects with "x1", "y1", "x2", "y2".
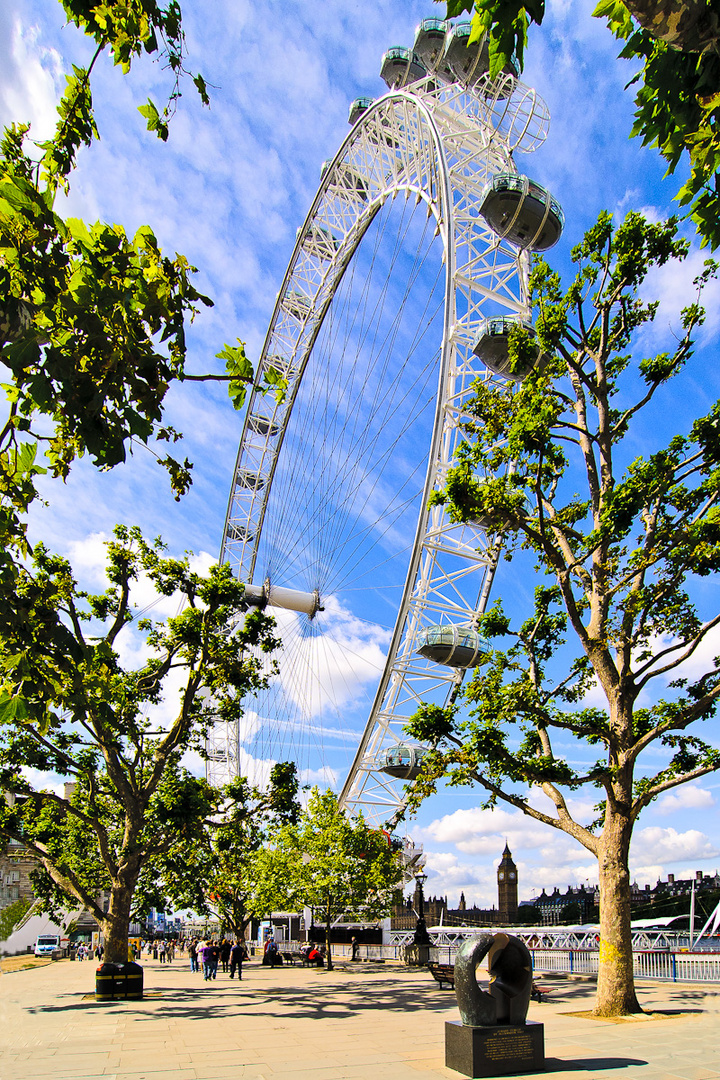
[
  {"x1": 209, "y1": 941, "x2": 220, "y2": 979},
  {"x1": 158, "y1": 940, "x2": 166, "y2": 964},
  {"x1": 188, "y1": 940, "x2": 198, "y2": 973},
  {"x1": 201, "y1": 941, "x2": 214, "y2": 981},
  {"x1": 220, "y1": 938, "x2": 231, "y2": 973},
  {"x1": 229, "y1": 940, "x2": 248, "y2": 980}
]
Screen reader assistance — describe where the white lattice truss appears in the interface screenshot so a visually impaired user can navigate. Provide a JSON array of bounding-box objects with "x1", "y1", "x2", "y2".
[
  {"x1": 386, "y1": 925, "x2": 690, "y2": 953},
  {"x1": 216, "y1": 73, "x2": 550, "y2": 823}
]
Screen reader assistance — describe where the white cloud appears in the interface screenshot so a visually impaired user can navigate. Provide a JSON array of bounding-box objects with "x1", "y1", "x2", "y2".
[
  {"x1": 631, "y1": 826, "x2": 720, "y2": 867},
  {"x1": 642, "y1": 246, "x2": 720, "y2": 348},
  {"x1": 0, "y1": 10, "x2": 64, "y2": 145},
  {"x1": 300, "y1": 765, "x2": 339, "y2": 788},
  {"x1": 655, "y1": 786, "x2": 715, "y2": 815},
  {"x1": 20, "y1": 767, "x2": 66, "y2": 799},
  {"x1": 272, "y1": 596, "x2": 391, "y2": 717}
]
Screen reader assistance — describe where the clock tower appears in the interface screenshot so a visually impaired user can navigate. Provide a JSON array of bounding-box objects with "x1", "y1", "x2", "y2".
[{"x1": 497, "y1": 843, "x2": 518, "y2": 923}]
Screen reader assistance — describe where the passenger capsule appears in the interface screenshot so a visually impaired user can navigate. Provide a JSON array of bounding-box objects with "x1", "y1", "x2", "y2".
[
  {"x1": 417, "y1": 624, "x2": 490, "y2": 668},
  {"x1": 247, "y1": 414, "x2": 279, "y2": 437},
  {"x1": 480, "y1": 173, "x2": 564, "y2": 251},
  {"x1": 206, "y1": 749, "x2": 228, "y2": 763},
  {"x1": 262, "y1": 354, "x2": 294, "y2": 379},
  {"x1": 297, "y1": 223, "x2": 340, "y2": 260},
  {"x1": 443, "y1": 22, "x2": 489, "y2": 84},
  {"x1": 322, "y1": 160, "x2": 370, "y2": 203},
  {"x1": 380, "y1": 46, "x2": 427, "y2": 89},
  {"x1": 413, "y1": 18, "x2": 453, "y2": 82},
  {"x1": 226, "y1": 523, "x2": 254, "y2": 543},
  {"x1": 472, "y1": 315, "x2": 542, "y2": 380},
  {"x1": 283, "y1": 290, "x2": 312, "y2": 321},
  {"x1": 381, "y1": 745, "x2": 429, "y2": 781},
  {"x1": 235, "y1": 469, "x2": 264, "y2": 491},
  {"x1": 348, "y1": 97, "x2": 374, "y2": 126}
]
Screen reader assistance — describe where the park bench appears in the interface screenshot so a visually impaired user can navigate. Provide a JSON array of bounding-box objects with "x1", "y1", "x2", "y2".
[
  {"x1": 531, "y1": 982, "x2": 556, "y2": 1002},
  {"x1": 428, "y1": 962, "x2": 455, "y2": 989}
]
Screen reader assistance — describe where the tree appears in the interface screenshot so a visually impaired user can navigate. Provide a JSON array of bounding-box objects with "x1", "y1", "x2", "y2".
[
  {"x1": 560, "y1": 901, "x2": 581, "y2": 925},
  {"x1": 246, "y1": 788, "x2": 403, "y2": 970},
  {"x1": 0, "y1": 526, "x2": 280, "y2": 964},
  {"x1": 0, "y1": 0, "x2": 286, "y2": 565},
  {"x1": 406, "y1": 210, "x2": 720, "y2": 1016},
  {"x1": 155, "y1": 764, "x2": 301, "y2": 940},
  {"x1": 0, "y1": 897, "x2": 33, "y2": 943},
  {"x1": 445, "y1": 1, "x2": 720, "y2": 248}
]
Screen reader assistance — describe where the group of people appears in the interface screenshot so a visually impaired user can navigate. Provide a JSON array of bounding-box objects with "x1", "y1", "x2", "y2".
[
  {"x1": 186, "y1": 938, "x2": 249, "y2": 981},
  {"x1": 114, "y1": 934, "x2": 331, "y2": 975}
]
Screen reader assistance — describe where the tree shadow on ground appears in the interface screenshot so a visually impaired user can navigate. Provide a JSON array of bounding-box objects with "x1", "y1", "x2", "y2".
[
  {"x1": 28, "y1": 973, "x2": 481, "y2": 1021},
  {"x1": 545, "y1": 1057, "x2": 647, "y2": 1071}
]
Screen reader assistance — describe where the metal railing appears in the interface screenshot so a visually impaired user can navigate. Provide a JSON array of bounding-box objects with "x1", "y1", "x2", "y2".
[
  {"x1": 425, "y1": 944, "x2": 720, "y2": 983},
  {"x1": 246, "y1": 938, "x2": 720, "y2": 981}
]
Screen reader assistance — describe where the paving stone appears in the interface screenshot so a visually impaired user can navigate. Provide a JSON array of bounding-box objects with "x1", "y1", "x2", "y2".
[{"x1": 2, "y1": 954, "x2": 720, "y2": 1079}]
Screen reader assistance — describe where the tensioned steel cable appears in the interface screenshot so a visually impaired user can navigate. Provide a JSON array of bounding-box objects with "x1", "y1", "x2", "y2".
[{"x1": 238, "y1": 196, "x2": 447, "y2": 777}]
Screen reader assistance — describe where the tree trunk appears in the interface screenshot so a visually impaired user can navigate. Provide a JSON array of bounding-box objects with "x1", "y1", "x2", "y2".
[
  {"x1": 595, "y1": 809, "x2": 641, "y2": 1016},
  {"x1": 324, "y1": 899, "x2": 333, "y2": 972},
  {"x1": 100, "y1": 881, "x2": 135, "y2": 965}
]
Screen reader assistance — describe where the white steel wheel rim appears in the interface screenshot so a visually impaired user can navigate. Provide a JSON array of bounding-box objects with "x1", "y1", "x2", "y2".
[{"x1": 217, "y1": 78, "x2": 538, "y2": 823}]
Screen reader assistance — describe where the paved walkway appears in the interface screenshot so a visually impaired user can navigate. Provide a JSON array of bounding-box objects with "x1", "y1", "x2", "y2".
[{"x1": 1, "y1": 955, "x2": 719, "y2": 1080}]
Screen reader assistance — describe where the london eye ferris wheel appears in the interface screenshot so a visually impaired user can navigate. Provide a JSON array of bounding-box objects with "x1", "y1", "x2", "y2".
[{"x1": 209, "y1": 16, "x2": 564, "y2": 829}]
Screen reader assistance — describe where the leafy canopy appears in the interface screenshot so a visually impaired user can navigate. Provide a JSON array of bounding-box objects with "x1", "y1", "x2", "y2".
[
  {"x1": 0, "y1": 526, "x2": 281, "y2": 936},
  {"x1": 444, "y1": 1, "x2": 720, "y2": 248},
  {"x1": 410, "y1": 211, "x2": 720, "y2": 852}
]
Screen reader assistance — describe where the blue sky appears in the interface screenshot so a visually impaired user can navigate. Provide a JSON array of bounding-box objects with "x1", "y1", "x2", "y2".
[{"x1": 3, "y1": 0, "x2": 720, "y2": 913}]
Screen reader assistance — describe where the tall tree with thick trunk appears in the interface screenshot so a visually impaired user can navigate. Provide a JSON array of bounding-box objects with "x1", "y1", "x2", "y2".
[
  {"x1": 0, "y1": 527, "x2": 280, "y2": 964},
  {"x1": 406, "y1": 211, "x2": 720, "y2": 1016}
]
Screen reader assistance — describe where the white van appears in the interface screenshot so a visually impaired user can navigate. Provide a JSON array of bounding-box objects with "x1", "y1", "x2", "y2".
[{"x1": 34, "y1": 934, "x2": 61, "y2": 956}]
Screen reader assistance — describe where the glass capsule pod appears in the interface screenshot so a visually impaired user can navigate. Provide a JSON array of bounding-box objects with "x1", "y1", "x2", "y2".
[
  {"x1": 348, "y1": 97, "x2": 374, "y2": 126},
  {"x1": 247, "y1": 414, "x2": 279, "y2": 437},
  {"x1": 283, "y1": 290, "x2": 312, "y2": 321},
  {"x1": 472, "y1": 315, "x2": 542, "y2": 380},
  {"x1": 443, "y1": 22, "x2": 489, "y2": 84},
  {"x1": 381, "y1": 745, "x2": 429, "y2": 780},
  {"x1": 227, "y1": 523, "x2": 254, "y2": 543},
  {"x1": 261, "y1": 354, "x2": 294, "y2": 380},
  {"x1": 380, "y1": 46, "x2": 427, "y2": 89},
  {"x1": 479, "y1": 173, "x2": 564, "y2": 251},
  {"x1": 417, "y1": 624, "x2": 490, "y2": 668},
  {"x1": 235, "y1": 469, "x2": 265, "y2": 491},
  {"x1": 321, "y1": 160, "x2": 370, "y2": 203},
  {"x1": 444, "y1": 22, "x2": 518, "y2": 89},
  {"x1": 297, "y1": 222, "x2": 340, "y2": 260},
  {"x1": 206, "y1": 749, "x2": 228, "y2": 762},
  {"x1": 413, "y1": 18, "x2": 453, "y2": 82}
]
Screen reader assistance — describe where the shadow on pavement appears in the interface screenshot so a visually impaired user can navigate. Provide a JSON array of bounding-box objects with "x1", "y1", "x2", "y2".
[
  {"x1": 545, "y1": 1057, "x2": 647, "y2": 1071},
  {"x1": 28, "y1": 973, "x2": 472, "y2": 1021}
]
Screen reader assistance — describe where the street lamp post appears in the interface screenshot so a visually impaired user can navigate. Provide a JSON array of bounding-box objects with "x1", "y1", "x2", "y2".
[{"x1": 411, "y1": 872, "x2": 431, "y2": 965}]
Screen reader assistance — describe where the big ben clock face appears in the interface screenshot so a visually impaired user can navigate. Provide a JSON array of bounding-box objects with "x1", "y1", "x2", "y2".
[
  {"x1": 498, "y1": 871, "x2": 505, "y2": 881},
  {"x1": 509, "y1": 872, "x2": 516, "y2": 880}
]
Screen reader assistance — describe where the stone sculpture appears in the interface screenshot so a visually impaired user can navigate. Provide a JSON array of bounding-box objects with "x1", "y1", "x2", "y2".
[{"x1": 445, "y1": 932, "x2": 544, "y2": 1078}]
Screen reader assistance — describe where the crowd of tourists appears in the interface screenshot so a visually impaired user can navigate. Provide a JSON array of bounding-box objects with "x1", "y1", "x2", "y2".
[
  {"x1": 184, "y1": 938, "x2": 250, "y2": 980},
  {"x1": 109, "y1": 935, "x2": 329, "y2": 977}
]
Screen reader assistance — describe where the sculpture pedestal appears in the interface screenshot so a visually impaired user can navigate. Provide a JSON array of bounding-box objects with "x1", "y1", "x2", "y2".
[{"x1": 445, "y1": 1021, "x2": 544, "y2": 1078}]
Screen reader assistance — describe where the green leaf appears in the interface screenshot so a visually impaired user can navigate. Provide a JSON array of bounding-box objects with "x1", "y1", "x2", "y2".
[
  {"x1": 0, "y1": 694, "x2": 29, "y2": 724},
  {"x1": 138, "y1": 99, "x2": 169, "y2": 142}
]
